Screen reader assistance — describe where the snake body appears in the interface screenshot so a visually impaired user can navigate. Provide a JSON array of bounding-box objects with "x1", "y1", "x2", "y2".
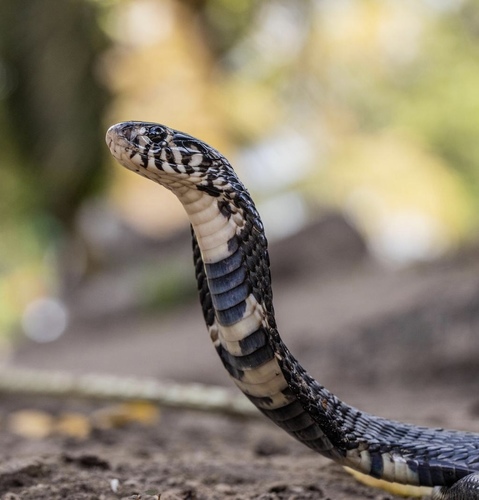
[{"x1": 106, "y1": 121, "x2": 479, "y2": 499}]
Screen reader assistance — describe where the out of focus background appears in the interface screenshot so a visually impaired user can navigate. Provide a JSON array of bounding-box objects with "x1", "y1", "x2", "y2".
[
  {"x1": 1, "y1": 0, "x2": 479, "y2": 378},
  {"x1": 1, "y1": 2, "x2": 479, "y2": 497}
]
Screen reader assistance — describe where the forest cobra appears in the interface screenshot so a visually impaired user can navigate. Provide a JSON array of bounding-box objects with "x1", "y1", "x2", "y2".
[{"x1": 106, "y1": 121, "x2": 479, "y2": 499}]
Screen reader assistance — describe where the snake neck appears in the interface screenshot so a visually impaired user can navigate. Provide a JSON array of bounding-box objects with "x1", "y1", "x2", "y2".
[{"x1": 185, "y1": 185, "x2": 348, "y2": 460}]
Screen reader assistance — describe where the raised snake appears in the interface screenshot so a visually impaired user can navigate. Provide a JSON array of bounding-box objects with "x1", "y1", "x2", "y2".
[{"x1": 106, "y1": 121, "x2": 479, "y2": 499}]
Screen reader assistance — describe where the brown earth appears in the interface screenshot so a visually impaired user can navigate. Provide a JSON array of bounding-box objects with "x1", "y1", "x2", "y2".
[{"x1": 2, "y1": 214, "x2": 479, "y2": 499}]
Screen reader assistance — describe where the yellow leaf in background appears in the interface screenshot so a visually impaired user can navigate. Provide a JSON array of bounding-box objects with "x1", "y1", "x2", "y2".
[
  {"x1": 8, "y1": 410, "x2": 54, "y2": 439},
  {"x1": 55, "y1": 413, "x2": 91, "y2": 440},
  {"x1": 92, "y1": 401, "x2": 160, "y2": 429},
  {"x1": 123, "y1": 401, "x2": 160, "y2": 425}
]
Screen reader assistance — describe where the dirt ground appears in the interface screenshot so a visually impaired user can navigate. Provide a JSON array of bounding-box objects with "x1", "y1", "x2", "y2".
[{"x1": 2, "y1": 215, "x2": 479, "y2": 499}]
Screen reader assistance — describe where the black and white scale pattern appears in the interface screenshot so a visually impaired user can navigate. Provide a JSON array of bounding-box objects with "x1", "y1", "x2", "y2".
[{"x1": 107, "y1": 121, "x2": 479, "y2": 499}]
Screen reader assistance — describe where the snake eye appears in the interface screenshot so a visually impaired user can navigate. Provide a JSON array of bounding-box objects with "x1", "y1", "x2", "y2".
[{"x1": 148, "y1": 125, "x2": 168, "y2": 145}]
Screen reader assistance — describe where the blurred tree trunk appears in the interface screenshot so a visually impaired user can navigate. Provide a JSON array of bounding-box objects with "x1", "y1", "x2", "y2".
[{"x1": 0, "y1": 0, "x2": 111, "y2": 228}]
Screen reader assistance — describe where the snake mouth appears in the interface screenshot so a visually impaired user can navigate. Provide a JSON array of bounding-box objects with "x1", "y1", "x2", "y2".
[
  {"x1": 105, "y1": 122, "x2": 146, "y2": 173},
  {"x1": 106, "y1": 122, "x2": 156, "y2": 171},
  {"x1": 105, "y1": 127, "x2": 125, "y2": 163}
]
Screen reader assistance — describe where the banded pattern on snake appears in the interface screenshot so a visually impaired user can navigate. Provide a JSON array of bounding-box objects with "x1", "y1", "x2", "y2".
[{"x1": 106, "y1": 121, "x2": 479, "y2": 499}]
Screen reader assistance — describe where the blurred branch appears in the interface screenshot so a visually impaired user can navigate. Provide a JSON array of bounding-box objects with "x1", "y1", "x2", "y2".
[{"x1": 0, "y1": 368, "x2": 259, "y2": 419}]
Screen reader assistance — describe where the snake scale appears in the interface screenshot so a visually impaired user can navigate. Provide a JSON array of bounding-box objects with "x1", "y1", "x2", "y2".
[{"x1": 106, "y1": 121, "x2": 479, "y2": 499}]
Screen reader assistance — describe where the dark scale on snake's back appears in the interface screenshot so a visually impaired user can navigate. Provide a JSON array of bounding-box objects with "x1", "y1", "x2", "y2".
[{"x1": 106, "y1": 121, "x2": 479, "y2": 499}]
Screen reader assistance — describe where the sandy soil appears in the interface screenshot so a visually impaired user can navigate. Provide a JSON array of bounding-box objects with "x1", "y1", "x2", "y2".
[{"x1": 2, "y1": 216, "x2": 479, "y2": 499}]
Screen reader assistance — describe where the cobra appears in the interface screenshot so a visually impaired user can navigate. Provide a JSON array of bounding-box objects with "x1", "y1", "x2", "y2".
[{"x1": 106, "y1": 121, "x2": 479, "y2": 499}]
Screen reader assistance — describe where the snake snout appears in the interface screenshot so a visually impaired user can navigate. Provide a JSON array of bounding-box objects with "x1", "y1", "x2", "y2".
[
  {"x1": 107, "y1": 122, "x2": 137, "y2": 142},
  {"x1": 105, "y1": 124, "x2": 116, "y2": 146}
]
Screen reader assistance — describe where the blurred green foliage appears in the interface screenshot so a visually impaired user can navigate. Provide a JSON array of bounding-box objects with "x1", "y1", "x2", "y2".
[
  {"x1": 0, "y1": 0, "x2": 111, "y2": 227},
  {"x1": 394, "y1": 6, "x2": 479, "y2": 201}
]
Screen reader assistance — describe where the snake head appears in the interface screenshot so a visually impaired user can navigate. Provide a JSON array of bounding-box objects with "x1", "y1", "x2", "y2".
[{"x1": 106, "y1": 121, "x2": 226, "y2": 193}]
